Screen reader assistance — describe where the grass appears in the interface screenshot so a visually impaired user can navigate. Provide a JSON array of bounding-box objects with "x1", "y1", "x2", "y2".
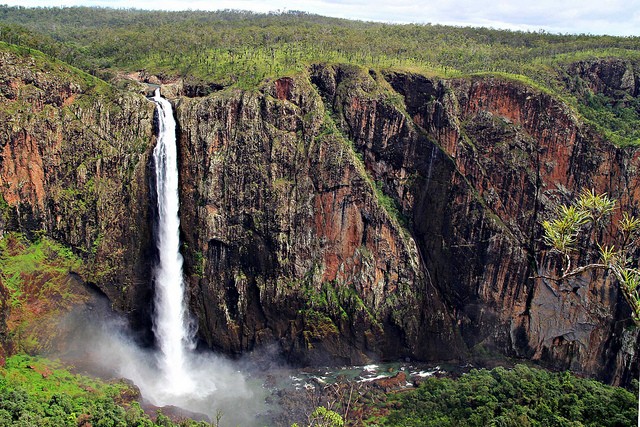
[
  {"x1": 0, "y1": 233, "x2": 82, "y2": 302},
  {"x1": 0, "y1": 41, "x2": 110, "y2": 94}
]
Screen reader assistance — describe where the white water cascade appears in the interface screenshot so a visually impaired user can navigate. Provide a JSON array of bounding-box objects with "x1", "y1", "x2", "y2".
[{"x1": 151, "y1": 88, "x2": 196, "y2": 397}]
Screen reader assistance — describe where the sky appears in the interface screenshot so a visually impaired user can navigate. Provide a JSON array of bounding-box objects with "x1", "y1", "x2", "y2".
[{"x1": 4, "y1": 0, "x2": 640, "y2": 36}]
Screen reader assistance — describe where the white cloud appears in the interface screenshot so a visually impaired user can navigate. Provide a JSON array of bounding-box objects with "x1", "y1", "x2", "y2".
[{"x1": 3, "y1": 0, "x2": 640, "y2": 35}]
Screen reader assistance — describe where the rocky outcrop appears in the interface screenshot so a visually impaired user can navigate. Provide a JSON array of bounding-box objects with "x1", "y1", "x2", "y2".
[
  {"x1": 0, "y1": 46, "x2": 156, "y2": 327},
  {"x1": 564, "y1": 58, "x2": 639, "y2": 99}
]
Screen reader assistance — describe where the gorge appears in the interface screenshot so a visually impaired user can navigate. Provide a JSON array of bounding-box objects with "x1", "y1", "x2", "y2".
[{"x1": 0, "y1": 16, "x2": 639, "y2": 423}]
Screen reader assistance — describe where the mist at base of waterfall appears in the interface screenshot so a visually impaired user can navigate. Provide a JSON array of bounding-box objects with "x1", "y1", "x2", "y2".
[{"x1": 53, "y1": 301, "x2": 270, "y2": 427}]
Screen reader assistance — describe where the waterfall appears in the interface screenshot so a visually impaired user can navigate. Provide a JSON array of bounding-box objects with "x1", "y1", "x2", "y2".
[
  {"x1": 52, "y1": 88, "x2": 258, "y2": 424},
  {"x1": 151, "y1": 88, "x2": 195, "y2": 396}
]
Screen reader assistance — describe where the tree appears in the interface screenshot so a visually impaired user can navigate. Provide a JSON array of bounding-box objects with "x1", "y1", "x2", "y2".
[
  {"x1": 292, "y1": 406, "x2": 345, "y2": 427},
  {"x1": 540, "y1": 188, "x2": 640, "y2": 426},
  {"x1": 541, "y1": 188, "x2": 640, "y2": 320}
]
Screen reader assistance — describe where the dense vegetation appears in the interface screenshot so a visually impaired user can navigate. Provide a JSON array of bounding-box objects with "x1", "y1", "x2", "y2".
[
  {"x1": 1, "y1": 6, "x2": 639, "y2": 86},
  {"x1": 0, "y1": 354, "x2": 215, "y2": 426},
  {"x1": 370, "y1": 365, "x2": 638, "y2": 427},
  {"x1": 0, "y1": 233, "x2": 90, "y2": 354},
  {"x1": 1, "y1": 6, "x2": 639, "y2": 145},
  {"x1": 0, "y1": 356, "x2": 636, "y2": 426}
]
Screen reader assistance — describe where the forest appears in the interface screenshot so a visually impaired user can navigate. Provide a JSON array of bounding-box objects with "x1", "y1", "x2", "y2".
[
  {"x1": 1, "y1": 6, "x2": 640, "y2": 145},
  {"x1": 0, "y1": 354, "x2": 636, "y2": 426}
]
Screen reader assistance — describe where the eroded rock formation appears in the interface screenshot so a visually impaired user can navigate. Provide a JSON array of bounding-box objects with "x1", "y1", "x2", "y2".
[
  {"x1": 174, "y1": 75, "x2": 461, "y2": 364},
  {"x1": 174, "y1": 63, "x2": 639, "y2": 384}
]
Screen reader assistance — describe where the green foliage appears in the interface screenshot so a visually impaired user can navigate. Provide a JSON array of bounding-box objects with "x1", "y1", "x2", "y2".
[
  {"x1": 302, "y1": 310, "x2": 339, "y2": 344},
  {"x1": 541, "y1": 205, "x2": 591, "y2": 254},
  {"x1": 598, "y1": 243, "x2": 617, "y2": 265},
  {"x1": 619, "y1": 268, "x2": 640, "y2": 291},
  {"x1": 298, "y1": 280, "x2": 384, "y2": 349},
  {"x1": 542, "y1": 189, "x2": 615, "y2": 255},
  {"x1": 0, "y1": 38, "x2": 109, "y2": 95},
  {"x1": 3, "y1": 355, "x2": 124, "y2": 401},
  {"x1": 0, "y1": 354, "x2": 132, "y2": 426},
  {"x1": 0, "y1": 232, "x2": 83, "y2": 307},
  {"x1": 540, "y1": 189, "x2": 640, "y2": 322},
  {"x1": 619, "y1": 211, "x2": 640, "y2": 234},
  {"x1": 0, "y1": 355, "x2": 217, "y2": 426},
  {"x1": 577, "y1": 91, "x2": 640, "y2": 147},
  {"x1": 0, "y1": 194, "x2": 9, "y2": 222},
  {"x1": 373, "y1": 365, "x2": 637, "y2": 427},
  {"x1": 0, "y1": 233, "x2": 92, "y2": 353},
  {"x1": 2, "y1": 7, "x2": 638, "y2": 83},
  {"x1": 292, "y1": 406, "x2": 345, "y2": 427},
  {"x1": 192, "y1": 250, "x2": 204, "y2": 278},
  {"x1": 309, "y1": 406, "x2": 345, "y2": 427},
  {"x1": 302, "y1": 281, "x2": 379, "y2": 325},
  {"x1": 373, "y1": 181, "x2": 409, "y2": 230},
  {"x1": 575, "y1": 189, "x2": 616, "y2": 224},
  {"x1": 542, "y1": 189, "x2": 616, "y2": 254}
]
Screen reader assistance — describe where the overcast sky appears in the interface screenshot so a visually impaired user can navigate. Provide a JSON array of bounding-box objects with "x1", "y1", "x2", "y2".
[{"x1": 4, "y1": 0, "x2": 640, "y2": 36}]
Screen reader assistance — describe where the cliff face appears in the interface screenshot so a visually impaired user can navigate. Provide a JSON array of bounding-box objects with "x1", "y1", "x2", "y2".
[
  {"x1": 175, "y1": 64, "x2": 639, "y2": 384},
  {"x1": 0, "y1": 46, "x2": 156, "y2": 326},
  {"x1": 565, "y1": 58, "x2": 638, "y2": 99},
  {"x1": 2, "y1": 43, "x2": 638, "y2": 386},
  {"x1": 321, "y1": 64, "x2": 639, "y2": 384},
  {"x1": 378, "y1": 70, "x2": 640, "y2": 385},
  {"x1": 174, "y1": 76, "x2": 462, "y2": 363}
]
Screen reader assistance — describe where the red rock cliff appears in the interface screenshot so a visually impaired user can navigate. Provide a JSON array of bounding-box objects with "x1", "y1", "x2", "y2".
[{"x1": 173, "y1": 62, "x2": 638, "y2": 384}]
